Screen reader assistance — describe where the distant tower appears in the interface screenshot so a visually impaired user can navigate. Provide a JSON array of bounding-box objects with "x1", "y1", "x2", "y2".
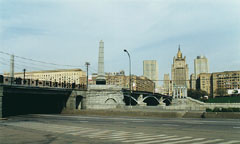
[
  {"x1": 194, "y1": 56, "x2": 209, "y2": 78},
  {"x1": 143, "y1": 60, "x2": 159, "y2": 87},
  {"x1": 10, "y1": 55, "x2": 14, "y2": 78},
  {"x1": 10, "y1": 55, "x2": 14, "y2": 84},
  {"x1": 96, "y1": 40, "x2": 106, "y2": 85},
  {"x1": 171, "y1": 45, "x2": 189, "y2": 88}
]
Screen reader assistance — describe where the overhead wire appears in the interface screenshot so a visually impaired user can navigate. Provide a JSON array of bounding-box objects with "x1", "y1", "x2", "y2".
[{"x1": 0, "y1": 50, "x2": 86, "y2": 69}]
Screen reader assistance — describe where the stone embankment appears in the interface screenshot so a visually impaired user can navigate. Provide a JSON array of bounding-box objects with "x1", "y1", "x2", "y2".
[
  {"x1": 62, "y1": 108, "x2": 240, "y2": 119},
  {"x1": 163, "y1": 97, "x2": 240, "y2": 111}
]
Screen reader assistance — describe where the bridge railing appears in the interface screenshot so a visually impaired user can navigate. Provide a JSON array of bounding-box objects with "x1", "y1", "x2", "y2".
[{"x1": 0, "y1": 75, "x2": 87, "y2": 90}]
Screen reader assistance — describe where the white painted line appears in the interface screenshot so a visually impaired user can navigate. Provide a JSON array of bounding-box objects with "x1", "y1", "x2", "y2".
[
  {"x1": 64, "y1": 128, "x2": 84, "y2": 133},
  {"x1": 112, "y1": 133, "x2": 146, "y2": 141},
  {"x1": 218, "y1": 140, "x2": 240, "y2": 144},
  {"x1": 122, "y1": 135, "x2": 166, "y2": 143},
  {"x1": 84, "y1": 130, "x2": 115, "y2": 138},
  {"x1": 79, "y1": 121, "x2": 89, "y2": 123},
  {"x1": 122, "y1": 137, "x2": 168, "y2": 143},
  {"x1": 191, "y1": 139, "x2": 224, "y2": 144},
  {"x1": 135, "y1": 136, "x2": 192, "y2": 144},
  {"x1": 161, "y1": 138, "x2": 206, "y2": 144},
  {"x1": 134, "y1": 135, "x2": 177, "y2": 144},
  {"x1": 68, "y1": 129, "x2": 97, "y2": 135},
  {"x1": 162, "y1": 124, "x2": 179, "y2": 127},
  {"x1": 132, "y1": 121, "x2": 145, "y2": 123},
  {"x1": 100, "y1": 131, "x2": 132, "y2": 139},
  {"x1": 233, "y1": 127, "x2": 240, "y2": 129}
]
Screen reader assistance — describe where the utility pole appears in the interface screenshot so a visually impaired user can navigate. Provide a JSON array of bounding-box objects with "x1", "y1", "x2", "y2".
[
  {"x1": 10, "y1": 55, "x2": 14, "y2": 84},
  {"x1": 85, "y1": 62, "x2": 90, "y2": 90},
  {"x1": 23, "y1": 69, "x2": 26, "y2": 84}
]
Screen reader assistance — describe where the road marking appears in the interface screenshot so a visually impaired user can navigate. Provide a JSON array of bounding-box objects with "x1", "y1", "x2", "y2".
[
  {"x1": 100, "y1": 131, "x2": 132, "y2": 139},
  {"x1": 191, "y1": 139, "x2": 224, "y2": 144},
  {"x1": 161, "y1": 138, "x2": 206, "y2": 144},
  {"x1": 68, "y1": 129, "x2": 98, "y2": 135},
  {"x1": 84, "y1": 130, "x2": 115, "y2": 138},
  {"x1": 79, "y1": 121, "x2": 89, "y2": 123},
  {"x1": 112, "y1": 133, "x2": 147, "y2": 141},
  {"x1": 162, "y1": 124, "x2": 179, "y2": 127},
  {"x1": 4, "y1": 121, "x2": 240, "y2": 144},
  {"x1": 133, "y1": 136, "x2": 177, "y2": 144},
  {"x1": 132, "y1": 121, "x2": 145, "y2": 123},
  {"x1": 233, "y1": 127, "x2": 240, "y2": 129},
  {"x1": 136, "y1": 136, "x2": 192, "y2": 144},
  {"x1": 218, "y1": 140, "x2": 240, "y2": 144},
  {"x1": 122, "y1": 135, "x2": 167, "y2": 143},
  {"x1": 122, "y1": 136, "x2": 168, "y2": 143}
]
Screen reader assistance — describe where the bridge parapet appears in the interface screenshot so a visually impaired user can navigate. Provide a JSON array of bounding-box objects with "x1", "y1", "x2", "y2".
[{"x1": 0, "y1": 75, "x2": 86, "y2": 90}]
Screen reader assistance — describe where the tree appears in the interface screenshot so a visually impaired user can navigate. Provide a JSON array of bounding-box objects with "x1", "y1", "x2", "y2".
[
  {"x1": 215, "y1": 88, "x2": 227, "y2": 96},
  {"x1": 188, "y1": 89, "x2": 208, "y2": 100}
]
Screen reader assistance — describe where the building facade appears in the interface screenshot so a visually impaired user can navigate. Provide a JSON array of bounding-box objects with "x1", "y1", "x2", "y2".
[
  {"x1": 194, "y1": 56, "x2": 209, "y2": 79},
  {"x1": 197, "y1": 73, "x2": 212, "y2": 96},
  {"x1": 5, "y1": 69, "x2": 86, "y2": 84},
  {"x1": 171, "y1": 46, "x2": 189, "y2": 88},
  {"x1": 212, "y1": 71, "x2": 240, "y2": 97},
  {"x1": 196, "y1": 71, "x2": 240, "y2": 97},
  {"x1": 81, "y1": 71, "x2": 155, "y2": 92},
  {"x1": 190, "y1": 74, "x2": 196, "y2": 90},
  {"x1": 143, "y1": 60, "x2": 159, "y2": 87},
  {"x1": 163, "y1": 74, "x2": 172, "y2": 95}
]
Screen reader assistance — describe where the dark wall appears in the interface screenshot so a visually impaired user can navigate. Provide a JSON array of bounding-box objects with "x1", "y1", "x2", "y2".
[{"x1": 2, "y1": 86, "x2": 71, "y2": 117}]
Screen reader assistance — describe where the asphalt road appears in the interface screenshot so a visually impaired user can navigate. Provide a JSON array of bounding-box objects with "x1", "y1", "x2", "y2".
[{"x1": 0, "y1": 114, "x2": 240, "y2": 144}]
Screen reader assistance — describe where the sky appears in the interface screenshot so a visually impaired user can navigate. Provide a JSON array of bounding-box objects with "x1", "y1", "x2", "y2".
[{"x1": 0, "y1": 0, "x2": 240, "y2": 84}]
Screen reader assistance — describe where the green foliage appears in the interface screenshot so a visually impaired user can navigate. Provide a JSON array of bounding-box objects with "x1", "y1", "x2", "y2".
[
  {"x1": 206, "y1": 108, "x2": 212, "y2": 112},
  {"x1": 206, "y1": 107, "x2": 240, "y2": 112},
  {"x1": 212, "y1": 107, "x2": 221, "y2": 112},
  {"x1": 188, "y1": 89, "x2": 208, "y2": 100},
  {"x1": 215, "y1": 88, "x2": 227, "y2": 96},
  {"x1": 205, "y1": 96, "x2": 240, "y2": 103}
]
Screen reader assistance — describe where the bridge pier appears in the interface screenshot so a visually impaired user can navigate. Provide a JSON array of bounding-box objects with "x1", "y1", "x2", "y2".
[{"x1": 65, "y1": 90, "x2": 87, "y2": 110}]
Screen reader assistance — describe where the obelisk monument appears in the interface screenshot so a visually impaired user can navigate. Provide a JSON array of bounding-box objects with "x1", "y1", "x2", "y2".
[{"x1": 96, "y1": 40, "x2": 106, "y2": 85}]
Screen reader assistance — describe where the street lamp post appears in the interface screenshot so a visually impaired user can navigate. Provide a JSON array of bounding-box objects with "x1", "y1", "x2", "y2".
[
  {"x1": 124, "y1": 49, "x2": 131, "y2": 106},
  {"x1": 85, "y1": 62, "x2": 90, "y2": 90}
]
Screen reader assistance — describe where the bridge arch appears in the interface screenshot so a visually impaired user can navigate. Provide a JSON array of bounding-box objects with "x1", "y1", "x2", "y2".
[
  {"x1": 142, "y1": 96, "x2": 160, "y2": 103},
  {"x1": 105, "y1": 98, "x2": 117, "y2": 104},
  {"x1": 124, "y1": 95, "x2": 138, "y2": 104}
]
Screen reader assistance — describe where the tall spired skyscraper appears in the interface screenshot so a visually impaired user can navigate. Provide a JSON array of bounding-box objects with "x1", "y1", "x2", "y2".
[
  {"x1": 194, "y1": 56, "x2": 209, "y2": 78},
  {"x1": 171, "y1": 46, "x2": 189, "y2": 88},
  {"x1": 96, "y1": 40, "x2": 106, "y2": 85}
]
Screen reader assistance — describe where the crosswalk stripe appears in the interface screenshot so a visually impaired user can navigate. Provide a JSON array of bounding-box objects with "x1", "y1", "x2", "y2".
[
  {"x1": 122, "y1": 135, "x2": 166, "y2": 143},
  {"x1": 161, "y1": 138, "x2": 206, "y2": 144},
  {"x1": 217, "y1": 140, "x2": 240, "y2": 144},
  {"x1": 136, "y1": 136, "x2": 192, "y2": 144},
  {"x1": 100, "y1": 131, "x2": 132, "y2": 139},
  {"x1": 133, "y1": 135, "x2": 178, "y2": 144},
  {"x1": 113, "y1": 133, "x2": 149, "y2": 141},
  {"x1": 68, "y1": 129, "x2": 98, "y2": 135},
  {"x1": 84, "y1": 130, "x2": 115, "y2": 138},
  {"x1": 191, "y1": 139, "x2": 224, "y2": 144},
  {"x1": 4, "y1": 122, "x2": 239, "y2": 144}
]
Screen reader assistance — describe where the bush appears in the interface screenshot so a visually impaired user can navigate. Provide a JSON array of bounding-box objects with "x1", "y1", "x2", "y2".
[
  {"x1": 213, "y1": 107, "x2": 221, "y2": 112},
  {"x1": 232, "y1": 108, "x2": 240, "y2": 112},
  {"x1": 206, "y1": 107, "x2": 240, "y2": 112},
  {"x1": 206, "y1": 108, "x2": 212, "y2": 112}
]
